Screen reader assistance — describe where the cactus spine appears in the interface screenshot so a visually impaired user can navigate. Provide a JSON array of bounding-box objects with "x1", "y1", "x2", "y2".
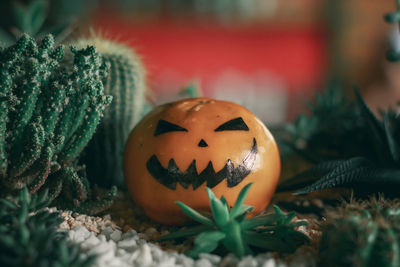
[
  {"x1": 319, "y1": 199, "x2": 400, "y2": 267},
  {"x1": 74, "y1": 36, "x2": 148, "y2": 187},
  {"x1": 0, "y1": 34, "x2": 116, "y2": 214}
]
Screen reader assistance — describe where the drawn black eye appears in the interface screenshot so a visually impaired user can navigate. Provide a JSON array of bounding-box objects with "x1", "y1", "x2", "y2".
[
  {"x1": 154, "y1": 120, "x2": 188, "y2": 136},
  {"x1": 214, "y1": 117, "x2": 249, "y2": 132}
]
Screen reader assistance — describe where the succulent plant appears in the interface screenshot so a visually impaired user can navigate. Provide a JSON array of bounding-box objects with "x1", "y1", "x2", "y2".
[
  {"x1": 0, "y1": 187, "x2": 96, "y2": 267},
  {"x1": 280, "y1": 80, "x2": 363, "y2": 163},
  {"x1": 319, "y1": 198, "x2": 400, "y2": 267},
  {"x1": 279, "y1": 87, "x2": 400, "y2": 197},
  {"x1": 73, "y1": 36, "x2": 149, "y2": 188},
  {"x1": 158, "y1": 183, "x2": 309, "y2": 258},
  {"x1": 0, "y1": 33, "x2": 116, "y2": 214}
]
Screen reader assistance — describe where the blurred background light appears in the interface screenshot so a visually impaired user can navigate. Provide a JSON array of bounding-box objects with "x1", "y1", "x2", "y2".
[{"x1": 0, "y1": 0, "x2": 396, "y2": 123}]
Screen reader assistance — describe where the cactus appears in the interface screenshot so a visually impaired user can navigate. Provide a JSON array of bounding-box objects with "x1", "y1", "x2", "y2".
[
  {"x1": 0, "y1": 33, "x2": 116, "y2": 214},
  {"x1": 74, "y1": 36, "x2": 148, "y2": 187},
  {"x1": 319, "y1": 199, "x2": 400, "y2": 267}
]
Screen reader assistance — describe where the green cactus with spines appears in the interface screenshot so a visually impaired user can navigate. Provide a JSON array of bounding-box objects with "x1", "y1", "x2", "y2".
[
  {"x1": 0, "y1": 33, "x2": 116, "y2": 215},
  {"x1": 73, "y1": 36, "x2": 149, "y2": 187},
  {"x1": 319, "y1": 199, "x2": 400, "y2": 267}
]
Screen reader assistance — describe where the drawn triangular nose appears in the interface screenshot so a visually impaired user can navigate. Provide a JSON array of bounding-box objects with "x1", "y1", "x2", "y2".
[{"x1": 198, "y1": 139, "x2": 208, "y2": 147}]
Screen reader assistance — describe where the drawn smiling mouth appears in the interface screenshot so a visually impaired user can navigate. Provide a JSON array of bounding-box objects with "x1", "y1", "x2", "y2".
[{"x1": 146, "y1": 138, "x2": 257, "y2": 190}]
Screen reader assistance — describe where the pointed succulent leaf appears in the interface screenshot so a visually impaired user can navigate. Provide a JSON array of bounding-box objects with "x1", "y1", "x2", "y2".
[
  {"x1": 0, "y1": 199, "x2": 17, "y2": 210},
  {"x1": 206, "y1": 187, "x2": 229, "y2": 227},
  {"x1": 277, "y1": 160, "x2": 345, "y2": 192},
  {"x1": 222, "y1": 220, "x2": 246, "y2": 258},
  {"x1": 176, "y1": 201, "x2": 214, "y2": 227},
  {"x1": 230, "y1": 183, "x2": 253, "y2": 219},
  {"x1": 220, "y1": 195, "x2": 229, "y2": 210},
  {"x1": 186, "y1": 231, "x2": 225, "y2": 258},
  {"x1": 240, "y1": 213, "x2": 281, "y2": 230},
  {"x1": 19, "y1": 187, "x2": 31, "y2": 204},
  {"x1": 277, "y1": 209, "x2": 296, "y2": 225},
  {"x1": 158, "y1": 225, "x2": 213, "y2": 241},
  {"x1": 295, "y1": 157, "x2": 373, "y2": 194},
  {"x1": 383, "y1": 114, "x2": 399, "y2": 163},
  {"x1": 243, "y1": 230, "x2": 288, "y2": 252},
  {"x1": 12, "y1": 1, "x2": 33, "y2": 34},
  {"x1": 354, "y1": 86, "x2": 390, "y2": 162},
  {"x1": 29, "y1": 0, "x2": 48, "y2": 35},
  {"x1": 18, "y1": 201, "x2": 28, "y2": 224}
]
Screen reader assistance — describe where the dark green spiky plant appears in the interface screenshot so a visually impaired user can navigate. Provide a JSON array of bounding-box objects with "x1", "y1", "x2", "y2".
[
  {"x1": 280, "y1": 80, "x2": 364, "y2": 163},
  {"x1": 319, "y1": 198, "x2": 400, "y2": 267},
  {"x1": 0, "y1": 187, "x2": 96, "y2": 266},
  {"x1": 0, "y1": 33, "x2": 116, "y2": 214},
  {"x1": 73, "y1": 36, "x2": 149, "y2": 187},
  {"x1": 279, "y1": 87, "x2": 400, "y2": 196},
  {"x1": 159, "y1": 183, "x2": 309, "y2": 258}
]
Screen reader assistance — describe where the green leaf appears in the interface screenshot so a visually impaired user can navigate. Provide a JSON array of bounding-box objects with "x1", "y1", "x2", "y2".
[
  {"x1": 19, "y1": 224, "x2": 30, "y2": 246},
  {"x1": 36, "y1": 189, "x2": 50, "y2": 209},
  {"x1": 220, "y1": 195, "x2": 229, "y2": 209},
  {"x1": 230, "y1": 183, "x2": 253, "y2": 219},
  {"x1": 295, "y1": 157, "x2": 373, "y2": 195},
  {"x1": 353, "y1": 86, "x2": 390, "y2": 163},
  {"x1": 206, "y1": 187, "x2": 229, "y2": 227},
  {"x1": 383, "y1": 114, "x2": 399, "y2": 163},
  {"x1": 19, "y1": 187, "x2": 31, "y2": 204},
  {"x1": 243, "y1": 230, "x2": 288, "y2": 251},
  {"x1": 276, "y1": 207, "x2": 295, "y2": 225},
  {"x1": 11, "y1": 1, "x2": 32, "y2": 34},
  {"x1": 29, "y1": 0, "x2": 48, "y2": 35},
  {"x1": 176, "y1": 201, "x2": 214, "y2": 227},
  {"x1": 158, "y1": 225, "x2": 212, "y2": 241},
  {"x1": 0, "y1": 28, "x2": 14, "y2": 46},
  {"x1": 186, "y1": 231, "x2": 225, "y2": 258},
  {"x1": 241, "y1": 213, "x2": 282, "y2": 230},
  {"x1": 277, "y1": 160, "x2": 344, "y2": 192},
  {"x1": 0, "y1": 199, "x2": 17, "y2": 210},
  {"x1": 222, "y1": 220, "x2": 246, "y2": 258}
]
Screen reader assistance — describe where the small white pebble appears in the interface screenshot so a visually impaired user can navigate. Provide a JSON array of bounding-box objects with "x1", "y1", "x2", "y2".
[
  {"x1": 157, "y1": 257, "x2": 176, "y2": 267},
  {"x1": 101, "y1": 226, "x2": 115, "y2": 240},
  {"x1": 262, "y1": 259, "x2": 277, "y2": 267},
  {"x1": 122, "y1": 230, "x2": 137, "y2": 239},
  {"x1": 135, "y1": 244, "x2": 152, "y2": 266},
  {"x1": 118, "y1": 238, "x2": 137, "y2": 252},
  {"x1": 110, "y1": 229, "x2": 122, "y2": 242},
  {"x1": 97, "y1": 234, "x2": 107, "y2": 242},
  {"x1": 238, "y1": 256, "x2": 258, "y2": 267},
  {"x1": 71, "y1": 226, "x2": 91, "y2": 242},
  {"x1": 76, "y1": 214, "x2": 86, "y2": 222},
  {"x1": 80, "y1": 234, "x2": 100, "y2": 251},
  {"x1": 194, "y1": 258, "x2": 213, "y2": 267},
  {"x1": 199, "y1": 253, "x2": 221, "y2": 265},
  {"x1": 176, "y1": 254, "x2": 195, "y2": 267}
]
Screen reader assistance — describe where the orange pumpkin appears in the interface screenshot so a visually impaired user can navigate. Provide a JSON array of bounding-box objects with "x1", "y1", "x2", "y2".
[{"x1": 124, "y1": 98, "x2": 280, "y2": 225}]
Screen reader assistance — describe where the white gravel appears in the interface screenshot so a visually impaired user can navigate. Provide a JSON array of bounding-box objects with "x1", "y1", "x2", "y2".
[
  {"x1": 65, "y1": 225, "x2": 316, "y2": 267},
  {"x1": 52, "y1": 208, "x2": 316, "y2": 267}
]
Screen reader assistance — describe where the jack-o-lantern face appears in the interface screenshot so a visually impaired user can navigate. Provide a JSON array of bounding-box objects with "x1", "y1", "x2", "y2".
[{"x1": 124, "y1": 98, "x2": 280, "y2": 225}]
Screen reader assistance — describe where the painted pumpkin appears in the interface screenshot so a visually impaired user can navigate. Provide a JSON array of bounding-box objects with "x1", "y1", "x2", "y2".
[{"x1": 124, "y1": 98, "x2": 280, "y2": 225}]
